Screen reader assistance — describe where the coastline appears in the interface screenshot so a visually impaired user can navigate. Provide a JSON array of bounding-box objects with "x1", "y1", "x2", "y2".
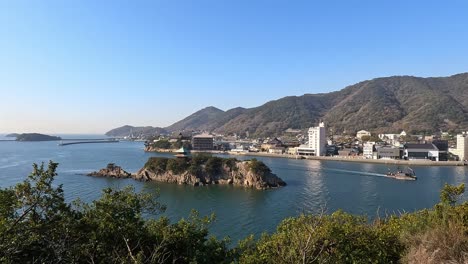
[
  {"x1": 228, "y1": 152, "x2": 466, "y2": 166},
  {"x1": 144, "y1": 149, "x2": 466, "y2": 167}
]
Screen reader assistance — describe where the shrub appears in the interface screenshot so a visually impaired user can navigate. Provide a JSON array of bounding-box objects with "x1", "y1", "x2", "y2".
[
  {"x1": 144, "y1": 157, "x2": 169, "y2": 173},
  {"x1": 248, "y1": 159, "x2": 271, "y2": 176},
  {"x1": 151, "y1": 139, "x2": 172, "y2": 149},
  {"x1": 166, "y1": 158, "x2": 189, "y2": 174}
]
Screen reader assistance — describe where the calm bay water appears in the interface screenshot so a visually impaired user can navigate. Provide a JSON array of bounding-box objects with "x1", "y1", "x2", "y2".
[{"x1": 1, "y1": 134, "x2": 467, "y2": 242}]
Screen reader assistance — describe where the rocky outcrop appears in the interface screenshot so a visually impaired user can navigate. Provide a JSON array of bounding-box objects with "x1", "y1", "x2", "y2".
[
  {"x1": 88, "y1": 163, "x2": 131, "y2": 178},
  {"x1": 89, "y1": 158, "x2": 286, "y2": 190},
  {"x1": 143, "y1": 146, "x2": 175, "y2": 152},
  {"x1": 134, "y1": 159, "x2": 286, "y2": 190}
]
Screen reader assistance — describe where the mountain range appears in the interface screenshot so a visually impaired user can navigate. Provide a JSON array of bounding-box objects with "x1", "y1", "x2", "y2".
[{"x1": 106, "y1": 73, "x2": 468, "y2": 137}]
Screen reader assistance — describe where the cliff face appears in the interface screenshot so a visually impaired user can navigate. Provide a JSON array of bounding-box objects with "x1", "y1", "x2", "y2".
[{"x1": 135, "y1": 159, "x2": 286, "y2": 190}]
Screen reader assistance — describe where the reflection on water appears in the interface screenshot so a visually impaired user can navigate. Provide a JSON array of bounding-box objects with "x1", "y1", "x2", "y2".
[{"x1": 0, "y1": 139, "x2": 467, "y2": 242}]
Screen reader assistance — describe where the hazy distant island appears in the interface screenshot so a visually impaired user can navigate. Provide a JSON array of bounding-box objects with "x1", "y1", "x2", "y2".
[
  {"x1": 5, "y1": 133, "x2": 20, "y2": 138},
  {"x1": 15, "y1": 133, "x2": 62, "y2": 141},
  {"x1": 88, "y1": 155, "x2": 286, "y2": 190}
]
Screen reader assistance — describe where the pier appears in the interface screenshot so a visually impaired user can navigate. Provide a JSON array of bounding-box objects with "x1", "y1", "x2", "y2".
[{"x1": 58, "y1": 139, "x2": 119, "y2": 146}]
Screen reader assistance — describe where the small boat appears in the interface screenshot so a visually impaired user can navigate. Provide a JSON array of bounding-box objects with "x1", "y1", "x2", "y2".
[{"x1": 386, "y1": 167, "x2": 417, "y2": 181}]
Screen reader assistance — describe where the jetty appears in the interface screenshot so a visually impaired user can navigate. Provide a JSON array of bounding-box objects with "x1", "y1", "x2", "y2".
[{"x1": 58, "y1": 139, "x2": 119, "y2": 146}]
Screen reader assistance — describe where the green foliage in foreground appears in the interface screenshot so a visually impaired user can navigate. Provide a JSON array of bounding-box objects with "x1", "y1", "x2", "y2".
[
  {"x1": 0, "y1": 162, "x2": 231, "y2": 263},
  {"x1": 1, "y1": 161, "x2": 467, "y2": 263}
]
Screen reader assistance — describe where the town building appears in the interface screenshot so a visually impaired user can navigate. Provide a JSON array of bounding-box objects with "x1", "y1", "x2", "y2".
[
  {"x1": 192, "y1": 133, "x2": 214, "y2": 151},
  {"x1": 432, "y1": 139, "x2": 449, "y2": 161},
  {"x1": 296, "y1": 144, "x2": 315, "y2": 156},
  {"x1": 268, "y1": 146, "x2": 285, "y2": 154},
  {"x1": 452, "y1": 134, "x2": 468, "y2": 161},
  {"x1": 378, "y1": 134, "x2": 400, "y2": 145},
  {"x1": 308, "y1": 122, "x2": 327, "y2": 156},
  {"x1": 403, "y1": 143, "x2": 439, "y2": 161},
  {"x1": 356, "y1": 130, "x2": 371, "y2": 140},
  {"x1": 363, "y1": 142, "x2": 375, "y2": 159},
  {"x1": 261, "y1": 138, "x2": 283, "y2": 151},
  {"x1": 377, "y1": 147, "x2": 400, "y2": 159}
]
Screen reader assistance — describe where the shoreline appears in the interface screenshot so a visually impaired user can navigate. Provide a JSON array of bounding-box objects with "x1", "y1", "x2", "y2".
[
  {"x1": 227, "y1": 152, "x2": 466, "y2": 166},
  {"x1": 146, "y1": 149, "x2": 466, "y2": 167}
]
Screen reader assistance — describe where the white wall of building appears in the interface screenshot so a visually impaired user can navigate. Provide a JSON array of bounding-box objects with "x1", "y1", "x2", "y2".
[
  {"x1": 308, "y1": 122, "x2": 327, "y2": 156},
  {"x1": 356, "y1": 130, "x2": 371, "y2": 140},
  {"x1": 363, "y1": 142, "x2": 375, "y2": 159},
  {"x1": 456, "y1": 134, "x2": 468, "y2": 161}
]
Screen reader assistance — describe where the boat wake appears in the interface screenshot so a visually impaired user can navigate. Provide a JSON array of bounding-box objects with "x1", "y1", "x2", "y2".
[
  {"x1": 322, "y1": 168, "x2": 387, "y2": 177},
  {"x1": 269, "y1": 165, "x2": 387, "y2": 178}
]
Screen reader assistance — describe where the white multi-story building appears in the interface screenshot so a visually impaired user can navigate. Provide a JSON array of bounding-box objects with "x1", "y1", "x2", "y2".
[
  {"x1": 363, "y1": 142, "x2": 375, "y2": 159},
  {"x1": 453, "y1": 133, "x2": 468, "y2": 161},
  {"x1": 308, "y1": 122, "x2": 327, "y2": 156}
]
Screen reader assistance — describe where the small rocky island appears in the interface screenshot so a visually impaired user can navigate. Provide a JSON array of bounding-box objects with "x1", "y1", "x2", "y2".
[
  {"x1": 15, "y1": 133, "x2": 62, "y2": 141},
  {"x1": 88, "y1": 155, "x2": 286, "y2": 190},
  {"x1": 87, "y1": 163, "x2": 132, "y2": 178}
]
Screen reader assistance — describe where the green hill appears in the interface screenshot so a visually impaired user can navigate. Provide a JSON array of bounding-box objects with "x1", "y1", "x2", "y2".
[{"x1": 106, "y1": 73, "x2": 468, "y2": 137}]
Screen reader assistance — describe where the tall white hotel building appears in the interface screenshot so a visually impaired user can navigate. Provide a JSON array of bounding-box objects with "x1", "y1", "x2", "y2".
[{"x1": 308, "y1": 122, "x2": 327, "y2": 156}]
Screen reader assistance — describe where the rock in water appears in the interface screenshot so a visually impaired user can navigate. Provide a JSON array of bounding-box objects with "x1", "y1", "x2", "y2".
[
  {"x1": 88, "y1": 163, "x2": 131, "y2": 178},
  {"x1": 134, "y1": 157, "x2": 286, "y2": 190}
]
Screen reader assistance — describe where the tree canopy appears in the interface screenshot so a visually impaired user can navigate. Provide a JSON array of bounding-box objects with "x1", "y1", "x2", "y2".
[{"x1": 1, "y1": 161, "x2": 467, "y2": 263}]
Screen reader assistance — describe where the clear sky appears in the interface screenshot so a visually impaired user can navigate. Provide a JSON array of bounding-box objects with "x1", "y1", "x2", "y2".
[{"x1": 1, "y1": 0, "x2": 468, "y2": 134}]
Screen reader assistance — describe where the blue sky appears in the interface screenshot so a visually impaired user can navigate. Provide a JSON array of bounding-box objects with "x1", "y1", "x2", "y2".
[{"x1": 1, "y1": 0, "x2": 468, "y2": 133}]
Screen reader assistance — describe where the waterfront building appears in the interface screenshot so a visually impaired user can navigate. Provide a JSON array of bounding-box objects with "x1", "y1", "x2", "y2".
[
  {"x1": 296, "y1": 144, "x2": 315, "y2": 156},
  {"x1": 308, "y1": 122, "x2": 327, "y2": 156},
  {"x1": 403, "y1": 143, "x2": 439, "y2": 161},
  {"x1": 432, "y1": 139, "x2": 449, "y2": 161},
  {"x1": 377, "y1": 147, "x2": 400, "y2": 159},
  {"x1": 356, "y1": 130, "x2": 371, "y2": 140},
  {"x1": 268, "y1": 146, "x2": 285, "y2": 154},
  {"x1": 452, "y1": 133, "x2": 468, "y2": 161},
  {"x1": 363, "y1": 142, "x2": 375, "y2": 159},
  {"x1": 261, "y1": 138, "x2": 284, "y2": 151},
  {"x1": 192, "y1": 133, "x2": 214, "y2": 151}
]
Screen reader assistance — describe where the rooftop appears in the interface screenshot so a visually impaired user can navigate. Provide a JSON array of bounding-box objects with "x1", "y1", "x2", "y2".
[
  {"x1": 404, "y1": 143, "x2": 438, "y2": 150},
  {"x1": 193, "y1": 133, "x2": 214, "y2": 139}
]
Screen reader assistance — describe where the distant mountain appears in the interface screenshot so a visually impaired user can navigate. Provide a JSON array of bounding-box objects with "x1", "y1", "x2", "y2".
[
  {"x1": 16, "y1": 133, "x2": 61, "y2": 141},
  {"x1": 323, "y1": 73, "x2": 468, "y2": 134},
  {"x1": 5, "y1": 133, "x2": 20, "y2": 138},
  {"x1": 105, "y1": 125, "x2": 167, "y2": 138},
  {"x1": 164, "y1": 106, "x2": 247, "y2": 133},
  {"x1": 106, "y1": 73, "x2": 468, "y2": 137}
]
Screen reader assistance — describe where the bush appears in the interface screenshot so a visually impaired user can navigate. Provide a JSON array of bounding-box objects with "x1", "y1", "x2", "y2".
[
  {"x1": 0, "y1": 161, "x2": 231, "y2": 263},
  {"x1": 151, "y1": 139, "x2": 171, "y2": 149},
  {"x1": 166, "y1": 158, "x2": 189, "y2": 174},
  {"x1": 248, "y1": 159, "x2": 271, "y2": 176},
  {"x1": 204, "y1": 157, "x2": 224, "y2": 176},
  {"x1": 2, "y1": 162, "x2": 467, "y2": 263},
  {"x1": 144, "y1": 157, "x2": 169, "y2": 173},
  {"x1": 238, "y1": 211, "x2": 402, "y2": 263}
]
